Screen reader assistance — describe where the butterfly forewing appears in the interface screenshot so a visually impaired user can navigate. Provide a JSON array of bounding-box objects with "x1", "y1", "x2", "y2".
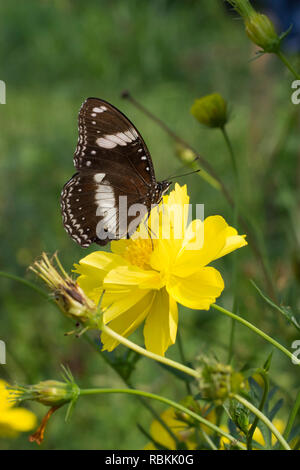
[
  {"x1": 74, "y1": 98, "x2": 155, "y2": 186},
  {"x1": 61, "y1": 97, "x2": 169, "y2": 247}
]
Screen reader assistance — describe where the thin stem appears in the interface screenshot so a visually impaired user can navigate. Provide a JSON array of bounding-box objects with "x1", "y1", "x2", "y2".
[
  {"x1": 83, "y1": 334, "x2": 180, "y2": 446},
  {"x1": 79, "y1": 387, "x2": 245, "y2": 449},
  {"x1": 221, "y1": 126, "x2": 239, "y2": 363},
  {"x1": 200, "y1": 429, "x2": 218, "y2": 450},
  {"x1": 276, "y1": 51, "x2": 300, "y2": 80},
  {"x1": 246, "y1": 369, "x2": 269, "y2": 450},
  {"x1": 232, "y1": 394, "x2": 291, "y2": 450},
  {"x1": 281, "y1": 391, "x2": 300, "y2": 449},
  {"x1": 211, "y1": 304, "x2": 297, "y2": 364},
  {"x1": 177, "y1": 331, "x2": 192, "y2": 395},
  {"x1": 0, "y1": 271, "x2": 50, "y2": 301},
  {"x1": 102, "y1": 325, "x2": 199, "y2": 379},
  {"x1": 221, "y1": 127, "x2": 238, "y2": 183}
]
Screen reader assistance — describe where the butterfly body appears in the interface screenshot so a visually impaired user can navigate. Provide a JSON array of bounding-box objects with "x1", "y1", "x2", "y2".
[{"x1": 61, "y1": 98, "x2": 170, "y2": 247}]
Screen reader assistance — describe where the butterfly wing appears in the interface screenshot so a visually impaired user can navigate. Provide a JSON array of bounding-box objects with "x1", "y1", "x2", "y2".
[
  {"x1": 74, "y1": 97, "x2": 156, "y2": 186},
  {"x1": 61, "y1": 170, "x2": 148, "y2": 247},
  {"x1": 61, "y1": 98, "x2": 156, "y2": 247}
]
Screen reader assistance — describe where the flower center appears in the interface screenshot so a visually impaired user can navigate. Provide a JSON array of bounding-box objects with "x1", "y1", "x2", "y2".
[{"x1": 122, "y1": 238, "x2": 153, "y2": 270}]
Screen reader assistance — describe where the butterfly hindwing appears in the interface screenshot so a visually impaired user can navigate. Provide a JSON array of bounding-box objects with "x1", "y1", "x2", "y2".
[{"x1": 61, "y1": 168, "x2": 148, "y2": 247}]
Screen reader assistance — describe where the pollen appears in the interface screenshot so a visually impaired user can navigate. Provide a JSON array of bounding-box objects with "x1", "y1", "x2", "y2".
[{"x1": 122, "y1": 238, "x2": 153, "y2": 270}]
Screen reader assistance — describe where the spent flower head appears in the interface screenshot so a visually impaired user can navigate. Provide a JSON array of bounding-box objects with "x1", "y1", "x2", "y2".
[
  {"x1": 190, "y1": 93, "x2": 229, "y2": 129},
  {"x1": 30, "y1": 252, "x2": 102, "y2": 333},
  {"x1": 196, "y1": 356, "x2": 245, "y2": 405}
]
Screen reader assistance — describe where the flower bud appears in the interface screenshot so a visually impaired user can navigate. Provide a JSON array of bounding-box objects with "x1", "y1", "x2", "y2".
[
  {"x1": 229, "y1": 399, "x2": 250, "y2": 434},
  {"x1": 175, "y1": 144, "x2": 197, "y2": 165},
  {"x1": 227, "y1": 0, "x2": 281, "y2": 53},
  {"x1": 10, "y1": 379, "x2": 79, "y2": 407},
  {"x1": 30, "y1": 253, "x2": 102, "y2": 333},
  {"x1": 196, "y1": 356, "x2": 245, "y2": 405},
  {"x1": 190, "y1": 93, "x2": 228, "y2": 129},
  {"x1": 245, "y1": 13, "x2": 280, "y2": 52},
  {"x1": 9, "y1": 367, "x2": 80, "y2": 445}
]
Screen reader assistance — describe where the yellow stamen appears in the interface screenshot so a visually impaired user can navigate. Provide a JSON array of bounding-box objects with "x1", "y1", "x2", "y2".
[{"x1": 122, "y1": 239, "x2": 153, "y2": 270}]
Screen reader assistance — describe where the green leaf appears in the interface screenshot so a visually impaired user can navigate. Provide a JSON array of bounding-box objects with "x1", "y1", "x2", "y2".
[
  {"x1": 250, "y1": 280, "x2": 300, "y2": 332},
  {"x1": 263, "y1": 352, "x2": 273, "y2": 372}
]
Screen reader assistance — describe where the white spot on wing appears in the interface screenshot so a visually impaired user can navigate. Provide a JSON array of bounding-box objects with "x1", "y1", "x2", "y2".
[
  {"x1": 104, "y1": 134, "x2": 127, "y2": 146},
  {"x1": 96, "y1": 137, "x2": 117, "y2": 149},
  {"x1": 94, "y1": 173, "x2": 106, "y2": 183}
]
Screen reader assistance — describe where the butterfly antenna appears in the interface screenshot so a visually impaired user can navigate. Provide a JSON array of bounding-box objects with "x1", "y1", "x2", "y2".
[{"x1": 166, "y1": 169, "x2": 201, "y2": 180}]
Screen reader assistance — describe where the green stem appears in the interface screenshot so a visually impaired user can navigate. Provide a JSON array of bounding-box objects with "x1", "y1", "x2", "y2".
[
  {"x1": 177, "y1": 331, "x2": 192, "y2": 395},
  {"x1": 232, "y1": 394, "x2": 291, "y2": 450},
  {"x1": 276, "y1": 50, "x2": 300, "y2": 80},
  {"x1": 221, "y1": 126, "x2": 239, "y2": 363},
  {"x1": 79, "y1": 387, "x2": 245, "y2": 449},
  {"x1": 211, "y1": 304, "x2": 297, "y2": 364},
  {"x1": 102, "y1": 325, "x2": 199, "y2": 379},
  {"x1": 246, "y1": 369, "x2": 269, "y2": 450},
  {"x1": 221, "y1": 127, "x2": 239, "y2": 183},
  {"x1": 200, "y1": 429, "x2": 218, "y2": 450},
  {"x1": 0, "y1": 271, "x2": 50, "y2": 300},
  {"x1": 281, "y1": 391, "x2": 300, "y2": 449},
  {"x1": 83, "y1": 334, "x2": 180, "y2": 447}
]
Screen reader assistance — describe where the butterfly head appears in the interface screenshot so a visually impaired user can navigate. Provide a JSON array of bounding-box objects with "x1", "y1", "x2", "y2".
[{"x1": 156, "y1": 180, "x2": 171, "y2": 200}]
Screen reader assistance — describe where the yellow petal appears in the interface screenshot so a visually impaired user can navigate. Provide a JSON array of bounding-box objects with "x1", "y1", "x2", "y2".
[
  {"x1": 101, "y1": 292, "x2": 155, "y2": 351},
  {"x1": 172, "y1": 216, "x2": 246, "y2": 277},
  {"x1": 75, "y1": 251, "x2": 127, "y2": 304},
  {"x1": 104, "y1": 265, "x2": 163, "y2": 290},
  {"x1": 167, "y1": 267, "x2": 224, "y2": 310},
  {"x1": 215, "y1": 226, "x2": 247, "y2": 259},
  {"x1": 143, "y1": 288, "x2": 178, "y2": 356},
  {"x1": 0, "y1": 380, "x2": 12, "y2": 411},
  {"x1": 148, "y1": 408, "x2": 179, "y2": 450},
  {"x1": 0, "y1": 408, "x2": 37, "y2": 432},
  {"x1": 102, "y1": 285, "x2": 149, "y2": 324}
]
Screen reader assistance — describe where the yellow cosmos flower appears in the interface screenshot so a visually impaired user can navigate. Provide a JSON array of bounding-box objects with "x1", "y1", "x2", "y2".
[
  {"x1": 75, "y1": 184, "x2": 247, "y2": 356},
  {"x1": 144, "y1": 406, "x2": 217, "y2": 450},
  {"x1": 253, "y1": 419, "x2": 285, "y2": 447},
  {"x1": 0, "y1": 380, "x2": 37, "y2": 438}
]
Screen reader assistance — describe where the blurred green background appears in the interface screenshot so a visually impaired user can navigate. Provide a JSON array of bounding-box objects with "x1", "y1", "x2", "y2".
[{"x1": 0, "y1": 0, "x2": 299, "y2": 449}]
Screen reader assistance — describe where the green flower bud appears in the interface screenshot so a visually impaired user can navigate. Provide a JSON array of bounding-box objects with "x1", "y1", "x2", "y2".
[
  {"x1": 196, "y1": 356, "x2": 245, "y2": 405},
  {"x1": 10, "y1": 379, "x2": 79, "y2": 407},
  {"x1": 227, "y1": 0, "x2": 281, "y2": 53},
  {"x1": 175, "y1": 144, "x2": 196, "y2": 164},
  {"x1": 190, "y1": 93, "x2": 229, "y2": 129},
  {"x1": 229, "y1": 399, "x2": 250, "y2": 434},
  {"x1": 245, "y1": 13, "x2": 280, "y2": 52}
]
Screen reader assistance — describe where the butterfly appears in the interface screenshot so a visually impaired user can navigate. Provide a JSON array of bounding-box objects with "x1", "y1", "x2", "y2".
[{"x1": 61, "y1": 97, "x2": 171, "y2": 247}]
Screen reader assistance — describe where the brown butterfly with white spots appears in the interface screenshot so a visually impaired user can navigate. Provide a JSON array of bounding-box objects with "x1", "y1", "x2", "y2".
[{"x1": 61, "y1": 98, "x2": 170, "y2": 247}]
